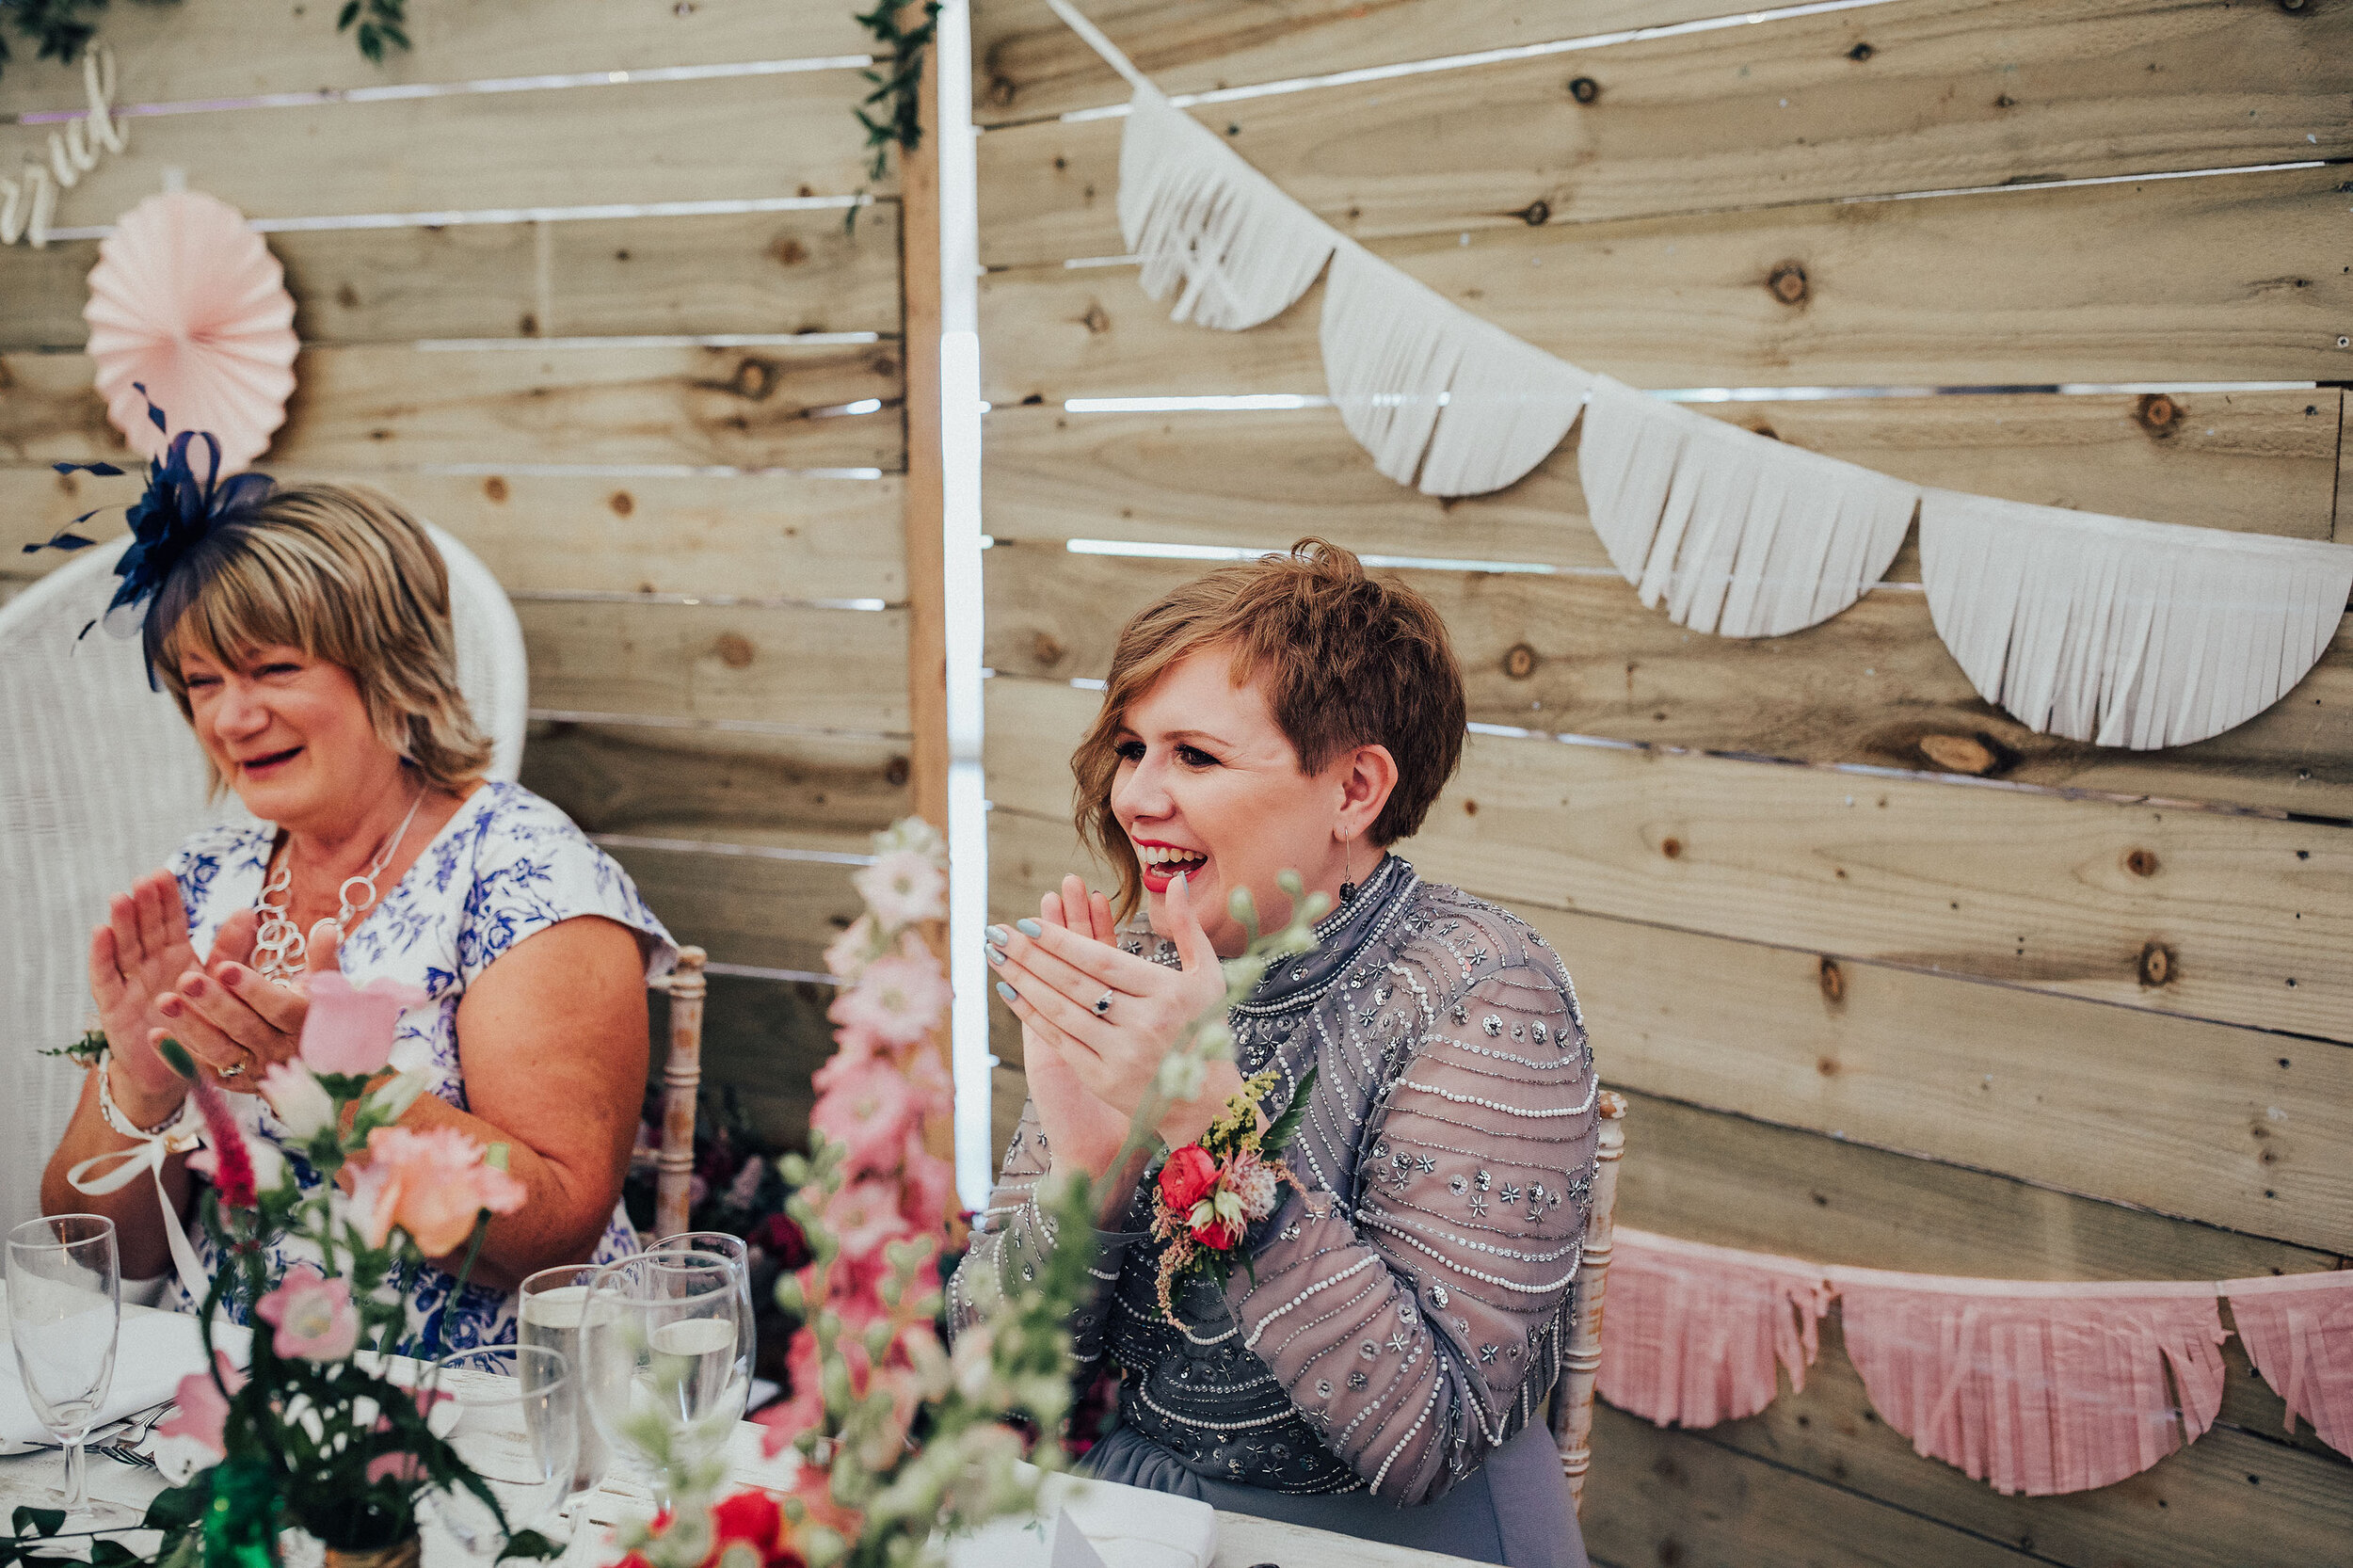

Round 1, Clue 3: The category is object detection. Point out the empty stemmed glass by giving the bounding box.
[6,1215,120,1518]
[580,1251,749,1508]
[427,1346,579,1559]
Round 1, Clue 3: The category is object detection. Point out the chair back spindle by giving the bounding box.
[1553,1088,1627,1516]
[652,947,709,1241]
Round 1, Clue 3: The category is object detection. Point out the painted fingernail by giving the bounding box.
[995,981,1019,1005]
[159,997,182,1016]
[184,976,206,997]
[984,925,1011,944]
[985,944,1006,966]
[1174,871,1188,894]
[1016,920,1043,938]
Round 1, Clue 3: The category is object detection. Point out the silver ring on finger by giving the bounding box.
[1093,989,1115,1016]
[219,1062,247,1080]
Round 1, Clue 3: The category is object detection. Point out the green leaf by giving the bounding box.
[1260,1064,1320,1156]
[8,1510,60,1539]
[337,1,360,27]
[496,1530,563,1563]
[89,1542,140,1567]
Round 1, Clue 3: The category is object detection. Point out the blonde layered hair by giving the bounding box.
[154,483,492,793]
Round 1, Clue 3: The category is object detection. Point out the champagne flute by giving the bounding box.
[428,1346,578,1559]
[6,1215,120,1518]
[580,1252,748,1508]
[647,1232,757,1361]
[519,1266,611,1495]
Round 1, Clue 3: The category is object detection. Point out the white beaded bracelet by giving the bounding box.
[94,1049,200,1148]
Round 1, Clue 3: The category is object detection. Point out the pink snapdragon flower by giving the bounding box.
[156,1352,248,1456]
[300,972,428,1076]
[350,1126,527,1256]
[852,849,947,928]
[809,1056,921,1175]
[827,950,952,1048]
[255,1265,359,1362]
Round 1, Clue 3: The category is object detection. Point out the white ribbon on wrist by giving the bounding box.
[68,1062,213,1306]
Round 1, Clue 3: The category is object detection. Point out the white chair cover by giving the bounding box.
[0,522,525,1231]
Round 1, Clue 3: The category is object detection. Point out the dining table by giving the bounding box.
[0,1295,1485,1568]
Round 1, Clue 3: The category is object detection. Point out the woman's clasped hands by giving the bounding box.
[986,872,1241,1184]
[90,870,330,1115]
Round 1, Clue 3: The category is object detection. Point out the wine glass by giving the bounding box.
[580,1252,749,1508]
[427,1346,578,1559]
[519,1266,610,1495]
[6,1215,120,1518]
[647,1232,757,1355]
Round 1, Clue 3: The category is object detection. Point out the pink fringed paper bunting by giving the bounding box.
[1597,1228,1833,1428]
[1833,1272,2227,1496]
[2220,1272,2353,1460]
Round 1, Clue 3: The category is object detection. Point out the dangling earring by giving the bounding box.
[1338,834,1358,905]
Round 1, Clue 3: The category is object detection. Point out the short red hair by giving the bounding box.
[1073,538,1466,919]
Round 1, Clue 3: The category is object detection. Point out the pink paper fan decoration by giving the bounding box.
[83,191,298,472]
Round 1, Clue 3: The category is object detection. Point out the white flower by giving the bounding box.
[259,1062,335,1139]
[1231,1159,1279,1221]
[1157,1051,1206,1100]
[246,1138,288,1196]
[854,849,948,928]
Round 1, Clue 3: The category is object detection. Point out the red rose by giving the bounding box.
[707,1491,805,1568]
[1158,1145,1220,1213]
[1189,1209,1241,1251]
[751,1212,811,1272]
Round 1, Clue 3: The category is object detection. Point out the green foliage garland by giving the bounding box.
[0,0,412,81]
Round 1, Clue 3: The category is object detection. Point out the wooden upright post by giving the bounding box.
[653,946,710,1242]
[898,6,957,1164]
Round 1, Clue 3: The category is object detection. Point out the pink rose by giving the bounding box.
[300,972,428,1076]
[350,1126,527,1256]
[155,1352,248,1456]
[255,1266,359,1362]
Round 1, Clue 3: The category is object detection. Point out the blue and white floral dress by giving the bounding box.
[165,779,676,1353]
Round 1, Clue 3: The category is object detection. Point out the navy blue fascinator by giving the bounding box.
[23,386,276,687]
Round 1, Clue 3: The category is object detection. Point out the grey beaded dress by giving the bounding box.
[948,856,1598,1568]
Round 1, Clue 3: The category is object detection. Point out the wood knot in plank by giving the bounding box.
[1080,302,1112,335]
[1567,76,1601,104]
[1030,632,1065,668]
[729,358,782,400]
[768,236,809,267]
[2124,847,2159,877]
[2137,940,2175,988]
[1768,263,1809,306]
[481,476,509,504]
[1817,955,1845,1003]
[2135,392,2180,436]
[1847,41,1875,61]
[609,490,634,518]
[1916,732,2006,775]
[1517,199,1551,226]
[1502,642,1539,680]
[714,632,755,669]
[1659,836,1683,859]
[885,756,911,787]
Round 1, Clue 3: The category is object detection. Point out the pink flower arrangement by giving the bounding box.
[255,1266,359,1362]
[299,972,428,1076]
[156,1352,248,1457]
[756,819,957,1459]
[349,1125,527,1256]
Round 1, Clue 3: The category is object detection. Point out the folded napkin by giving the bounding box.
[0,1292,250,1449]
[946,1469,1218,1568]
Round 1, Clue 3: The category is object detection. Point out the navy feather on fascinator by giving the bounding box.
[22,385,275,686]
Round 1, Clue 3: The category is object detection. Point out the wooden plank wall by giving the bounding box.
[970,2,2353,1564]
[0,0,910,1148]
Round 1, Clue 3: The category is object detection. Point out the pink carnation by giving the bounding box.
[255,1266,359,1362]
[826,952,952,1048]
[350,1126,527,1256]
[300,972,428,1076]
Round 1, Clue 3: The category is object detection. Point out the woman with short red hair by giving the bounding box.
[950,541,1595,1568]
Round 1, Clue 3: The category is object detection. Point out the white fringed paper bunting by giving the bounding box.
[1577,376,1920,637]
[1918,490,2353,749]
[1118,84,1338,331]
[1320,239,1595,497]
